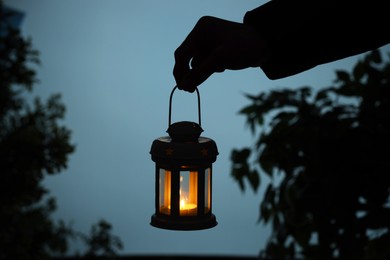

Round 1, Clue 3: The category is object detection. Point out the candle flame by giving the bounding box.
[180,188,188,209]
[179,189,196,210]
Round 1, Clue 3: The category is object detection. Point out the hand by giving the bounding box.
[173,16,269,92]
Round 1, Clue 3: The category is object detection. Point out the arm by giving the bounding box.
[173,16,269,92]
[173,0,390,91]
[244,0,390,79]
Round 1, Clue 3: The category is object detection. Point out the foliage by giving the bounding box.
[231,49,390,259]
[1,5,74,259]
[0,4,122,259]
[80,220,124,259]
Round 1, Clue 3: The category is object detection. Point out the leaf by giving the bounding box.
[365,48,381,64]
[239,104,256,115]
[260,186,275,223]
[230,148,251,163]
[353,61,366,81]
[231,167,246,192]
[259,149,275,176]
[335,70,350,83]
[248,169,260,192]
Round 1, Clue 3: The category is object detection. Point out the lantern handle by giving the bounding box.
[168,86,201,127]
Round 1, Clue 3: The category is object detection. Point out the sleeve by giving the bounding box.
[244,0,390,80]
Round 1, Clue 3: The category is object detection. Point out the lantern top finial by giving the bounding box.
[167,121,203,142]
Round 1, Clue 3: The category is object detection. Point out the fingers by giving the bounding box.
[178,58,217,92]
[173,49,191,91]
[173,16,220,92]
[173,16,263,92]
[173,37,195,89]
[175,49,229,92]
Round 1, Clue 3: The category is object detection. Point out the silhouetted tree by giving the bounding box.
[1,5,74,260]
[231,49,390,259]
[1,3,122,259]
[80,220,123,259]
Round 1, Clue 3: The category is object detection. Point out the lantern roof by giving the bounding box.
[150,127,218,166]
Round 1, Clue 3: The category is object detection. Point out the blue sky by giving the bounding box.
[5,0,390,257]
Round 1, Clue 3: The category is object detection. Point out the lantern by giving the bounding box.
[150,86,218,230]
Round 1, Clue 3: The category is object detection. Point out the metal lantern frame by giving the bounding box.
[150,86,218,230]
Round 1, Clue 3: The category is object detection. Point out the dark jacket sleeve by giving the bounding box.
[244,0,390,79]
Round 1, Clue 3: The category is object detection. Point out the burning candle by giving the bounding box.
[179,188,197,216]
[180,200,197,215]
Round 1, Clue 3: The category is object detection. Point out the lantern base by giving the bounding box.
[150,214,217,231]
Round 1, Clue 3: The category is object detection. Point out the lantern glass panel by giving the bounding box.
[204,167,211,214]
[179,170,198,216]
[159,169,171,215]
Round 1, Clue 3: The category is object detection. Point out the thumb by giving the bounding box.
[178,55,223,92]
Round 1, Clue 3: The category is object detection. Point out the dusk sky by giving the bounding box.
[5,0,390,257]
